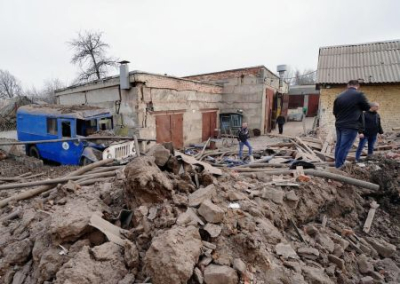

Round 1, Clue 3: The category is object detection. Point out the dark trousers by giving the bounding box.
[278,124,283,134]
[355,134,377,161]
[335,127,358,168]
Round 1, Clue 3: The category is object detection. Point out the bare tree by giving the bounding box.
[0,70,23,99]
[294,69,317,85]
[69,30,117,82]
[24,78,65,104]
[43,78,64,96]
[283,67,295,85]
[24,85,42,97]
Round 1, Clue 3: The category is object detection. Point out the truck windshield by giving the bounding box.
[77,119,98,136]
[99,117,113,131]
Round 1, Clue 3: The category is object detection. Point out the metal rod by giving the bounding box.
[0,136,156,146]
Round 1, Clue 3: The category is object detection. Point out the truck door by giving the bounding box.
[57,119,83,165]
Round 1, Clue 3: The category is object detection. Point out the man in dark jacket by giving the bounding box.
[276,115,286,134]
[355,102,383,162]
[333,80,370,168]
[238,122,252,159]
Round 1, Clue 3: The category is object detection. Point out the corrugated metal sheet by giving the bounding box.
[317,40,400,84]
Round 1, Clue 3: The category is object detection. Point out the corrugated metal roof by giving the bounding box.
[317,40,400,84]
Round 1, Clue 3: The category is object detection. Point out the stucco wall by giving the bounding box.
[319,84,400,136]
[185,67,289,134]
[220,83,265,131]
[137,85,222,144]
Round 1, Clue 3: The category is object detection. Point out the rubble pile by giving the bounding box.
[0,96,33,131]
[1,143,400,284]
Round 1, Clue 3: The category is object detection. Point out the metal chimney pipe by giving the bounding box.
[119,60,130,90]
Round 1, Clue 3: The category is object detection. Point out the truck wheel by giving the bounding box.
[80,157,92,166]
[28,146,41,159]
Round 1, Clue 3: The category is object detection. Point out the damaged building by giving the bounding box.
[185,66,289,134]
[317,39,400,135]
[56,66,223,148]
[55,64,289,147]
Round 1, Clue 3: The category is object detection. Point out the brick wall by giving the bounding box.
[319,84,400,136]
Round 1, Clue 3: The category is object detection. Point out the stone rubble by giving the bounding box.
[0,144,400,284]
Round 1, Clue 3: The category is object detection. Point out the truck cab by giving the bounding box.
[17,105,137,165]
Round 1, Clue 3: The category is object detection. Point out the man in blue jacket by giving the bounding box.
[355,102,384,162]
[238,122,252,159]
[333,80,370,168]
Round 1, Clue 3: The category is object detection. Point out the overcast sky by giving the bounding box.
[1,0,399,89]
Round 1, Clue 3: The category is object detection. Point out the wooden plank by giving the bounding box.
[268,158,289,164]
[306,142,323,150]
[175,151,222,176]
[89,214,128,246]
[363,201,379,233]
[314,150,335,161]
[296,137,321,160]
[321,129,334,154]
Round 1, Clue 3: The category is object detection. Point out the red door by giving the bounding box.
[288,95,305,109]
[171,113,183,147]
[202,112,217,141]
[307,94,320,117]
[281,94,289,117]
[156,113,184,148]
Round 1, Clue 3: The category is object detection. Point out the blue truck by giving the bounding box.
[17,105,137,165]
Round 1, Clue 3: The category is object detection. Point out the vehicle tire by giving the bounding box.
[80,157,93,166]
[28,146,40,159]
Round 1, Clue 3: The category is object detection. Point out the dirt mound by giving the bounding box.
[124,156,174,206]
[1,144,400,284]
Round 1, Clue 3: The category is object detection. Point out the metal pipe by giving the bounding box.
[0,136,156,146]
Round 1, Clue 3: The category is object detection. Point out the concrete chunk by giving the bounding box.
[204,264,238,284]
[275,243,298,259]
[366,237,396,258]
[189,185,216,207]
[204,223,222,238]
[233,258,246,275]
[198,200,224,223]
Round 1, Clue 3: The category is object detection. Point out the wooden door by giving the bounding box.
[171,113,183,148]
[264,89,274,133]
[202,112,217,141]
[281,94,289,117]
[307,94,320,117]
[288,95,305,109]
[155,113,184,148]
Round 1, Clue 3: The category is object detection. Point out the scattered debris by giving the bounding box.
[0,138,400,284]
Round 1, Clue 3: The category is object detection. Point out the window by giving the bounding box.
[77,119,97,136]
[61,121,71,137]
[231,114,241,127]
[99,117,113,131]
[47,118,58,135]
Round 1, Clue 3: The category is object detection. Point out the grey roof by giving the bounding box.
[288,85,319,95]
[184,65,280,79]
[55,70,219,95]
[317,40,400,84]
